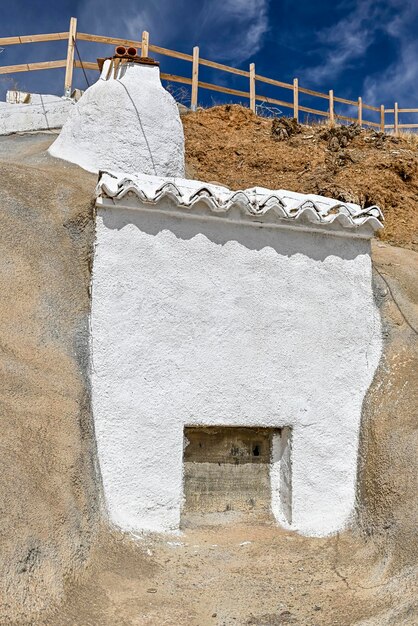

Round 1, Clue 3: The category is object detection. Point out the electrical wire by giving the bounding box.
[73,37,90,89]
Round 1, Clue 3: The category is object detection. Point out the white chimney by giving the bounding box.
[49,58,185,177]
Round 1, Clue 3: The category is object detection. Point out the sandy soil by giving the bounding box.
[44,514,416,626]
[0,128,417,626]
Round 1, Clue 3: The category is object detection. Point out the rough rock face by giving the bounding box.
[0,134,100,625]
[48,61,185,176]
[358,243,418,578]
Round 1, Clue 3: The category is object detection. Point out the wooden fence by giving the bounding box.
[1,16,418,134]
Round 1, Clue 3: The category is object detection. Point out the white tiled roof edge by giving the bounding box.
[96,171,384,236]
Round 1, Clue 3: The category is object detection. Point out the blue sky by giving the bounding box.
[1,0,418,124]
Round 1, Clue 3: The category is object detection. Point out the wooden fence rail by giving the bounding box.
[1,17,418,133]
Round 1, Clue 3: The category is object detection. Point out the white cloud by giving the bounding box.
[298,0,418,108]
[363,39,418,106]
[305,1,383,84]
[78,0,269,65]
[362,3,418,105]
[196,0,270,65]
[198,0,269,63]
[78,0,169,43]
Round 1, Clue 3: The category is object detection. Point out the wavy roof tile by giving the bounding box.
[96,171,384,238]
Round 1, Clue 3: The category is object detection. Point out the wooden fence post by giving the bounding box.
[293,78,299,121]
[141,30,149,57]
[380,105,385,132]
[394,102,399,137]
[191,46,199,111]
[249,63,256,113]
[329,89,335,126]
[64,17,77,97]
[358,97,362,127]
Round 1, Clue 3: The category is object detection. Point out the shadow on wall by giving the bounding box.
[100,202,370,263]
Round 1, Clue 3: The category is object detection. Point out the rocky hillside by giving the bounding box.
[183,105,418,250]
[0,117,416,625]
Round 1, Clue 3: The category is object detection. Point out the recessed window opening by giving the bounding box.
[182,426,281,525]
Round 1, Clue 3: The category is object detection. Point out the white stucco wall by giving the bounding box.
[0,95,74,136]
[48,61,184,176]
[91,189,382,537]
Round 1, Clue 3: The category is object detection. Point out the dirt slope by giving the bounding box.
[183,105,418,250]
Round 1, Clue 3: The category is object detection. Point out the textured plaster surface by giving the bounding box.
[0,95,74,135]
[91,196,382,537]
[49,62,184,176]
